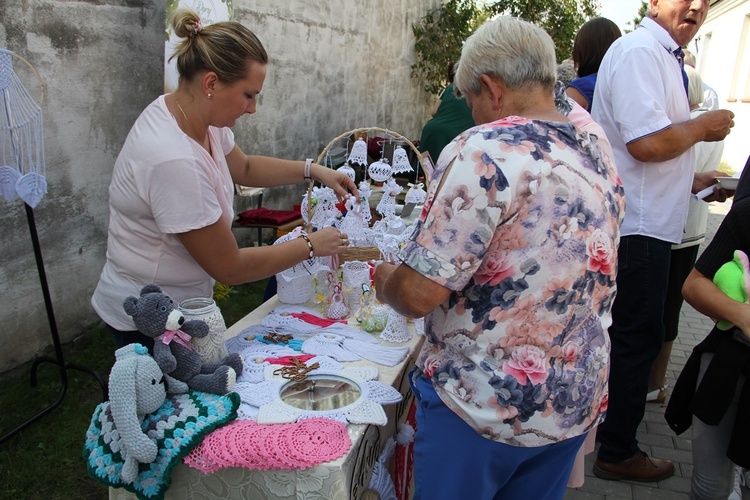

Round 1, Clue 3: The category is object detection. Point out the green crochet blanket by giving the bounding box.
[83,390,240,500]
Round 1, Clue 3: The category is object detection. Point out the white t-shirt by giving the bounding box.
[92,95,236,330]
[592,17,694,244]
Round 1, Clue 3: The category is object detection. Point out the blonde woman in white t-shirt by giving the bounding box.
[91,8,357,349]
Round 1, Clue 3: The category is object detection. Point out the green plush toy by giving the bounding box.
[712,249,750,330]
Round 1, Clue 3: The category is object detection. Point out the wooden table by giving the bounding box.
[110,296,422,500]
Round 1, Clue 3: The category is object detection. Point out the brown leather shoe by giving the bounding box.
[593,452,675,482]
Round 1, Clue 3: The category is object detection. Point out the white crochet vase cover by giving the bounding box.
[390,146,413,174]
[380,308,412,344]
[368,158,393,183]
[342,260,372,315]
[179,298,229,364]
[234,364,402,425]
[324,283,349,320]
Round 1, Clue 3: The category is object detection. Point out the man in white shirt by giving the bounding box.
[591,0,734,482]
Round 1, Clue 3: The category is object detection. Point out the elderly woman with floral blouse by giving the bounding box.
[375,16,625,500]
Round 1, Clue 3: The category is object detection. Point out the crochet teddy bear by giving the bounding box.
[712,249,750,330]
[123,284,243,395]
[109,343,167,483]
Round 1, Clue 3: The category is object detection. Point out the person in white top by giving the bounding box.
[684,49,720,111]
[591,0,734,483]
[647,64,725,403]
[91,8,358,349]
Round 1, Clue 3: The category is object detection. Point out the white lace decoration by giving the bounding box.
[342,260,373,315]
[301,186,340,229]
[404,182,426,204]
[368,158,393,183]
[234,364,402,425]
[179,298,229,364]
[376,178,402,218]
[300,332,409,367]
[347,137,369,166]
[336,163,356,181]
[390,146,413,174]
[368,438,398,500]
[338,195,370,246]
[357,180,373,222]
[274,227,332,281]
[380,308,412,344]
[0,49,47,207]
[301,334,361,362]
[324,282,349,320]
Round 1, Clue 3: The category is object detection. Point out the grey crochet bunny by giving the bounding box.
[123,284,243,395]
[109,343,166,483]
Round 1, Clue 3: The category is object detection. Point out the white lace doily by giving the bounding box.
[234,365,402,426]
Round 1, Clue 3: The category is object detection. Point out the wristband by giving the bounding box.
[298,233,314,258]
[304,158,313,183]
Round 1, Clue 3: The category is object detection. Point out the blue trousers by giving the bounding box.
[409,370,586,500]
[597,235,672,462]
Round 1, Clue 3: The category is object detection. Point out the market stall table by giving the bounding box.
[109,295,423,500]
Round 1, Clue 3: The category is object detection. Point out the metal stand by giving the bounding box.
[0,203,107,445]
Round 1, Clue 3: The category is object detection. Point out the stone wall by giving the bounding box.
[0,0,437,372]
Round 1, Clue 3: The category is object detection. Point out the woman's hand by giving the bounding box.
[311,163,359,201]
[308,226,350,257]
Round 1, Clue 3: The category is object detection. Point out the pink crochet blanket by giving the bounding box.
[183,418,350,473]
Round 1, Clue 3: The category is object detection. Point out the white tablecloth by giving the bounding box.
[110,296,422,500]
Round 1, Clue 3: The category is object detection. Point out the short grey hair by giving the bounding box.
[685,65,704,107]
[454,16,557,97]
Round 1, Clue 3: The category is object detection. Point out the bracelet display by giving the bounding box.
[303,158,313,183]
[298,233,314,258]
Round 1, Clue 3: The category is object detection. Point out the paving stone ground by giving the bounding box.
[565,200,745,500]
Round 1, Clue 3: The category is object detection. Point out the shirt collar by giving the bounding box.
[639,17,681,53]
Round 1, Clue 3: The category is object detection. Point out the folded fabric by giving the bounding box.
[236,207,301,226]
[83,391,240,500]
[183,418,350,473]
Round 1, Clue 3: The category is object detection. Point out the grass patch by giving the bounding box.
[0,279,268,499]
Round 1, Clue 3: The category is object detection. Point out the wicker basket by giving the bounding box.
[308,127,427,262]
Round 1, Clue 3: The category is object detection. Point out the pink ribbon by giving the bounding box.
[158,329,195,351]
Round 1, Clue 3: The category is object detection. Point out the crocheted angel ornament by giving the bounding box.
[376,178,403,218]
[358,180,373,223]
[124,284,243,395]
[712,249,750,330]
[108,344,167,483]
[339,194,369,246]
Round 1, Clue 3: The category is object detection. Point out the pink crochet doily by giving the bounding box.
[184,418,351,473]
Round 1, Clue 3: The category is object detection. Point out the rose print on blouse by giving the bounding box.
[504,344,548,386]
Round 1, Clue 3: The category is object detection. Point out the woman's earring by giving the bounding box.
[207,93,213,99]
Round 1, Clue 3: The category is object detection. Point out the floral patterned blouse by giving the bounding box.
[400,116,625,446]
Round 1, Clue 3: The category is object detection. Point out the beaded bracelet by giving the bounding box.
[298,233,314,258]
[303,158,313,183]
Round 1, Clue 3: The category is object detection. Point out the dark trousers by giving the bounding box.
[663,245,700,342]
[597,235,672,462]
[106,324,154,353]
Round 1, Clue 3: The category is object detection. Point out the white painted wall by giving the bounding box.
[0,0,438,372]
[695,0,750,171]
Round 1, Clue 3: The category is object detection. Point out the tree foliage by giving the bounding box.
[411,0,488,95]
[412,0,600,95]
[625,1,650,33]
